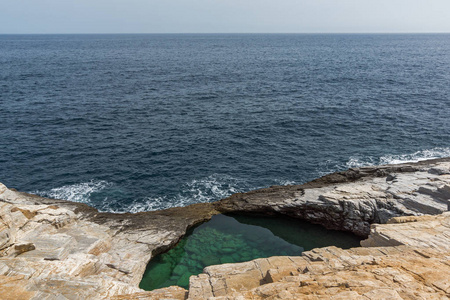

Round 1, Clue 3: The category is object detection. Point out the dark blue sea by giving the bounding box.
[1,34,449,212]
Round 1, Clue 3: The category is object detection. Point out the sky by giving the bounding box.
[1,0,450,34]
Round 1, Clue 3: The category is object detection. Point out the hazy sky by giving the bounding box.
[1,0,450,34]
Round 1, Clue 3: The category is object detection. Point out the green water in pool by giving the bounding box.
[139,214,362,290]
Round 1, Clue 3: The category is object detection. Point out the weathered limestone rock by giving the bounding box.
[361,212,450,249]
[0,158,449,299]
[0,182,215,299]
[216,159,450,236]
[110,286,188,300]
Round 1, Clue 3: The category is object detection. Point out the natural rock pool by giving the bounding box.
[139,214,362,290]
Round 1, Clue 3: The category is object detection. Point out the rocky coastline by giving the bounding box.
[0,158,449,299]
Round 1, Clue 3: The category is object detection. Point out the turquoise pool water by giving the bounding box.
[139,214,361,290]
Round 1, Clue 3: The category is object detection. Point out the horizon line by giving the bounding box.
[1,32,450,35]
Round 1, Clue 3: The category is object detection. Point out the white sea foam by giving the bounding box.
[123,175,302,213]
[345,156,378,169]
[34,180,112,206]
[127,174,245,212]
[274,179,298,186]
[316,147,450,178]
[32,175,246,213]
[34,148,449,213]
[379,147,450,165]
[345,147,450,169]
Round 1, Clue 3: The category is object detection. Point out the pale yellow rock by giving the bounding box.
[362,289,403,300]
[361,212,450,250]
[110,286,187,300]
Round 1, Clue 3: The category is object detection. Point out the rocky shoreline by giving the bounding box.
[0,158,449,299]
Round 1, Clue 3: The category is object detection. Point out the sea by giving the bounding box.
[1,34,449,213]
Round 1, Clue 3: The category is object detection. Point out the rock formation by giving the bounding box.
[0,158,449,299]
[215,158,450,236]
[187,213,450,299]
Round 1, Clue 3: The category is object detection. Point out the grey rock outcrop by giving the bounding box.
[216,158,450,236]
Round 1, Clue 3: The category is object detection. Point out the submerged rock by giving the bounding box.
[220,255,234,264]
[173,264,189,276]
[200,254,221,266]
[142,263,172,289]
[176,273,191,288]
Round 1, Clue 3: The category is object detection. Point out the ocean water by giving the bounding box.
[139,214,361,290]
[1,34,449,212]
